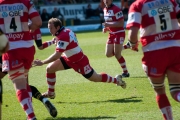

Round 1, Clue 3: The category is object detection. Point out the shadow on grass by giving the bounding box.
[45,116,116,120]
[126,76,147,78]
[57,96,142,104]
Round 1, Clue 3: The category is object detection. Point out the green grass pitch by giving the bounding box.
[2,30,180,120]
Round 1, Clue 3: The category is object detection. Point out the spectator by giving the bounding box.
[62,0,75,4]
[85,3,95,19]
[51,7,64,20]
[57,0,63,4]
[41,8,51,22]
[94,3,104,18]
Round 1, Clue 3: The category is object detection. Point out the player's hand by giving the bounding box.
[53,37,58,45]
[32,59,43,66]
[102,28,108,33]
[126,41,139,52]
[102,22,108,28]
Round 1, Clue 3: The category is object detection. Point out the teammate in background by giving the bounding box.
[0,0,41,119]
[32,18,126,99]
[126,0,180,119]
[102,0,130,78]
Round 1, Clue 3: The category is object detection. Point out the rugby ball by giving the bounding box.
[0,32,9,55]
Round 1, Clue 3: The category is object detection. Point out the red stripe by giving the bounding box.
[46,73,56,78]
[47,81,56,86]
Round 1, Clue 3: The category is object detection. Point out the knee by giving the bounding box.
[46,65,55,73]
[105,53,113,58]
[170,84,180,102]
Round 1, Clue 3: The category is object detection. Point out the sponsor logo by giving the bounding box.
[58,41,64,47]
[2,12,8,18]
[9,10,23,17]
[36,34,41,40]
[11,60,23,68]
[115,11,123,19]
[0,10,23,18]
[6,33,24,40]
[0,5,23,12]
[147,0,169,9]
[150,67,157,74]
[155,32,175,41]
[148,5,173,17]
[104,16,112,22]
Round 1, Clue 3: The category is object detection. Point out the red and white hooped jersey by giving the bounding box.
[103,4,125,33]
[55,28,84,63]
[0,0,40,51]
[126,0,180,52]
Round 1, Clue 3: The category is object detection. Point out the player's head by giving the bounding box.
[103,0,113,7]
[48,18,63,36]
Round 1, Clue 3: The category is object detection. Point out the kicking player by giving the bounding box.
[33,18,126,99]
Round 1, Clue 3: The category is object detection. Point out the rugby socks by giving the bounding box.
[118,56,128,73]
[42,40,55,49]
[26,84,32,100]
[30,85,44,102]
[101,73,117,84]
[156,94,173,120]
[46,73,56,94]
[16,89,36,120]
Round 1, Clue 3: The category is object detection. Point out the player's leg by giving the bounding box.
[114,43,129,77]
[26,73,57,117]
[86,69,126,88]
[42,57,67,99]
[148,75,173,120]
[30,85,57,118]
[77,55,126,88]
[9,68,36,120]
[143,50,173,120]
[167,69,180,102]
[114,33,129,77]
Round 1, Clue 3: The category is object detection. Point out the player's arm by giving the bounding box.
[42,51,62,64]
[29,16,42,32]
[103,19,124,28]
[33,51,62,66]
[35,39,55,50]
[127,26,139,51]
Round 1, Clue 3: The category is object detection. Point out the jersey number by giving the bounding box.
[10,18,17,32]
[159,15,167,31]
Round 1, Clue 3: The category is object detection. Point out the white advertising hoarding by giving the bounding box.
[40,2,121,20]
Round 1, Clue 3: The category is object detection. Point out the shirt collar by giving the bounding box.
[55,26,65,36]
[106,4,114,9]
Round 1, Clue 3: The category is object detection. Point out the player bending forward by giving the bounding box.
[33,18,126,99]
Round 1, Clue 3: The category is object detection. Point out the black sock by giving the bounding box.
[30,85,44,102]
